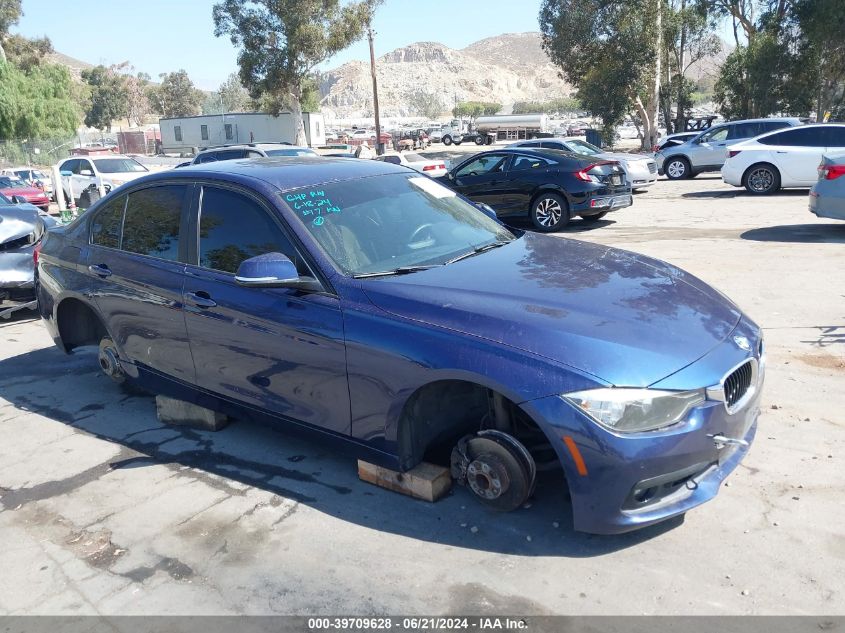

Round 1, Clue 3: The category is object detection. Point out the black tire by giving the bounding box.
[580,211,608,222]
[442,135,453,146]
[474,135,484,145]
[743,163,781,195]
[664,156,691,180]
[530,192,569,232]
[485,136,494,145]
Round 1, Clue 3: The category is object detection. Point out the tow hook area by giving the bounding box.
[450,430,536,512]
[708,433,749,449]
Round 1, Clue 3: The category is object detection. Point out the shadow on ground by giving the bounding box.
[0,344,682,558]
[740,223,845,243]
[682,188,809,200]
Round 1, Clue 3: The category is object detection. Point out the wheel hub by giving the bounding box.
[536,198,562,227]
[98,345,122,379]
[467,456,509,500]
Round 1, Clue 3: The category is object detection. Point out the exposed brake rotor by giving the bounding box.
[451,431,536,512]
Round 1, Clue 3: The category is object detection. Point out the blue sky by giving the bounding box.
[12,0,545,91]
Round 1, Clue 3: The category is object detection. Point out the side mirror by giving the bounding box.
[80,169,94,177]
[234,253,322,291]
[60,170,72,177]
[11,195,27,204]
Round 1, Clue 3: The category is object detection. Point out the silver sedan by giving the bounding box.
[510,137,658,190]
[810,155,845,220]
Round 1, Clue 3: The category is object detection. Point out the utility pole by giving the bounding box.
[367,24,383,155]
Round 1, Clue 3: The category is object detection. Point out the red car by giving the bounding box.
[0,175,50,212]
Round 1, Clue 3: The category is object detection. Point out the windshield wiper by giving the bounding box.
[445,240,509,265]
[352,264,442,279]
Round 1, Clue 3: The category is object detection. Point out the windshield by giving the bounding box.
[565,139,602,155]
[282,173,515,276]
[0,176,27,188]
[265,148,318,157]
[92,158,148,173]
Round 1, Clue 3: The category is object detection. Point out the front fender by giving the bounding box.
[341,286,605,459]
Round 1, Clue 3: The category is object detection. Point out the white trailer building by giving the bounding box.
[159,112,326,153]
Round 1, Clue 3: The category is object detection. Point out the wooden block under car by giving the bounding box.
[357,459,452,502]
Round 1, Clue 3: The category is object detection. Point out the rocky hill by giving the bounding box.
[318,32,574,119]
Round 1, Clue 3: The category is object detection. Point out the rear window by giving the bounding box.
[93,158,148,174]
[264,148,318,157]
[121,185,187,261]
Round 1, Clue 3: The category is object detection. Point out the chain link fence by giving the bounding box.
[0,137,79,169]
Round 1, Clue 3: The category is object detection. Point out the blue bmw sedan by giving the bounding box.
[35,157,763,534]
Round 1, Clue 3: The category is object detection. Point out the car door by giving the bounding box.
[181,184,350,434]
[692,125,731,169]
[73,158,97,196]
[58,159,79,200]
[764,127,828,185]
[501,153,554,214]
[449,153,512,210]
[85,184,195,382]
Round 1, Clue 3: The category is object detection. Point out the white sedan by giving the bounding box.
[373,153,448,178]
[722,124,845,194]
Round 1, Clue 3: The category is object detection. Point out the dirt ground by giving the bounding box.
[1,171,843,615]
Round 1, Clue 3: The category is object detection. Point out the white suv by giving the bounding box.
[57,155,149,206]
[656,118,803,180]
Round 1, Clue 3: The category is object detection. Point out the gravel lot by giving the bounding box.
[1,172,843,615]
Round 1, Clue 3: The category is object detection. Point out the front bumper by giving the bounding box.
[521,321,763,534]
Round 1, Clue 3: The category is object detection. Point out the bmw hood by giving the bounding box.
[361,232,742,387]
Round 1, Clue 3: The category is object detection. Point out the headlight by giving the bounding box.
[562,388,704,433]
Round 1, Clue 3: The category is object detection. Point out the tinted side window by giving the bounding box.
[760,127,826,147]
[761,121,791,133]
[824,126,845,147]
[198,187,298,274]
[730,122,761,139]
[195,152,217,164]
[540,141,566,150]
[60,159,79,174]
[383,156,401,165]
[456,154,509,177]
[90,195,126,249]
[122,185,186,261]
[510,155,551,171]
[214,149,247,161]
[77,160,93,174]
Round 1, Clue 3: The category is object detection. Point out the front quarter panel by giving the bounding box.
[339,283,605,462]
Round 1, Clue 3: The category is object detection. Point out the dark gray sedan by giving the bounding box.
[810,155,845,220]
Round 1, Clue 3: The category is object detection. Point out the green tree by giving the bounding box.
[4,33,52,71]
[81,65,128,131]
[0,61,80,138]
[0,0,21,63]
[218,72,250,112]
[149,69,203,118]
[408,89,445,119]
[540,0,664,148]
[452,101,501,123]
[212,0,376,145]
[793,0,845,119]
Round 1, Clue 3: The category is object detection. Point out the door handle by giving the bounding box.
[776,150,788,154]
[185,291,217,308]
[87,264,112,278]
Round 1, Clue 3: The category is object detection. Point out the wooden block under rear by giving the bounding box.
[357,460,452,503]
